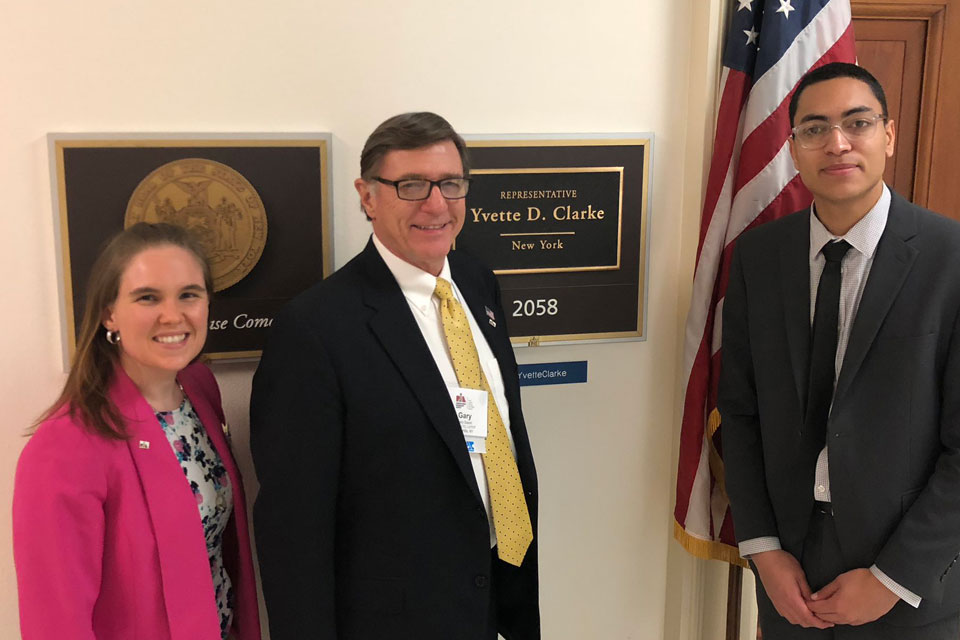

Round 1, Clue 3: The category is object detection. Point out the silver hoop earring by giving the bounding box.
[105,329,120,345]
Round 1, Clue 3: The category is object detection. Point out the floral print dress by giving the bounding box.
[155,397,234,640]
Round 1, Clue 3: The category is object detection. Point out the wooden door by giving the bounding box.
[852,0,960,219]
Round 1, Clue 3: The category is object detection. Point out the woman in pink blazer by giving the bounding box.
[13,223,261,640]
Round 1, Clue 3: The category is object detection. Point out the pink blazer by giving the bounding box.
[13,362,261,640]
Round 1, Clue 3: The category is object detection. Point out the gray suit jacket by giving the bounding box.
[720,190,960,626]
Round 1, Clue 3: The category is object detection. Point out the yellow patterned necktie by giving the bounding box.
[434,277,533,566]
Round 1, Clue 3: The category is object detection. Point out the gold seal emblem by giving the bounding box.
[125,158,267,292]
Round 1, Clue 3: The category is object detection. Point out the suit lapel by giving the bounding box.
[111,368,218,640]
[177,364,260,638]
[780,212,813,416]
[834,195,919,403]
[178,366,246,516]
[359,242,483,505]
[470,298,515,405]
[451,259,506,371]
[451,261,516,403]
[450,254,538,494]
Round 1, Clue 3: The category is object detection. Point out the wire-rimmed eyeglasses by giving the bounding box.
[791,112,888,150]
[373,177,472,201]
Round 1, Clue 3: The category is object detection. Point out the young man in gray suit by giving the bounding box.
[250,112,539,640]
[721,63,960,637]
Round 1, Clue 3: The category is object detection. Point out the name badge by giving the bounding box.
[448,386,488,454]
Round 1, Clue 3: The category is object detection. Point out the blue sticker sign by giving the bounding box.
[517,361,588,387]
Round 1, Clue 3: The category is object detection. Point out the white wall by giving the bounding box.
[0,0,739,637]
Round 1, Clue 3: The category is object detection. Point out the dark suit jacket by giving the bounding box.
[720,191,960,626]
[250,240,539,640]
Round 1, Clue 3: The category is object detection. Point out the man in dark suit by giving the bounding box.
[720,62,960,638]
[250,112,539,640]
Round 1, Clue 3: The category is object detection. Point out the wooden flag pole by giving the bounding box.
[725,564,743,640]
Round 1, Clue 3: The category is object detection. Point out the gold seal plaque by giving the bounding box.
[125,158,268,291]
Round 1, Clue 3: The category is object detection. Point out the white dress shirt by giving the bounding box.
[738,186,920,607]
[373,234,516,547]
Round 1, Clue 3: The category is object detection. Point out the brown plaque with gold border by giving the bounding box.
[48,133,332,365]
[460,136,651,345]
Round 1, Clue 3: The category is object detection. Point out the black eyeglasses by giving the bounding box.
[373,177,471,201]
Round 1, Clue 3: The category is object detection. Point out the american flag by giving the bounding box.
[674,0,856,564]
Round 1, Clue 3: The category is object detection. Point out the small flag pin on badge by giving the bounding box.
[139,440,150,449]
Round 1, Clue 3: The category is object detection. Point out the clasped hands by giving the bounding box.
[752,549,899,628]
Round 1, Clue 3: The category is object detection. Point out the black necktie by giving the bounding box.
[806,240,852,450]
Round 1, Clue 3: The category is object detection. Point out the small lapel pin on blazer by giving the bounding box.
[139,440,150,450]
[222,422,231,438]
[485,306,497,327]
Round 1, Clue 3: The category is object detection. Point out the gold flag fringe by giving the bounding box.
[673,407,748,568]
[673,520,748,568]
